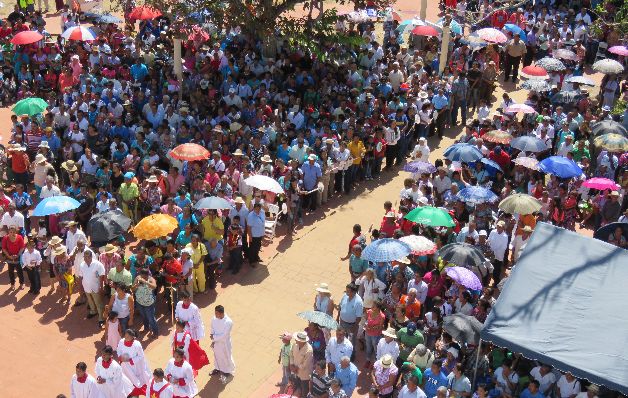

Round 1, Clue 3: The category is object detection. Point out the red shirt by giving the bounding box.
[491,10,508,29]
[489,150,511,170]
[10,151,29,173]
[2,234,25,256]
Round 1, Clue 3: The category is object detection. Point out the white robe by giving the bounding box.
[71,374,103,398]
[147,378,174,398]
[94,357,134,398]
[211,315,236,374]
[175,302,205,341]
[165,359,198,398]
[116,339,151,388]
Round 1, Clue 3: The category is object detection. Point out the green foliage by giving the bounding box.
[591,0,628,37]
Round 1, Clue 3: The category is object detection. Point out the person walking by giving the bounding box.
[2,226,25,289]
[503,35,526,82]
[78,250,106,328]
[246,202,265,265]
[210,305,236,382]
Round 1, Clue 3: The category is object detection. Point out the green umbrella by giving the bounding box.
[12,97,48,116]
[404,206,455,227]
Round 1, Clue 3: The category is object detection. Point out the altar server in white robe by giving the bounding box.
[174,292,205,341]
[71,362,103,398]
[147,368,174,398]
[94,346,134,398]
[210,304,236,376]
[165,349,198,398]
[116,329,151,394]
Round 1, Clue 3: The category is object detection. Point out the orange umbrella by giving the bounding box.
[128,5,162,20]
[170,143,211,161]
[483,130,513,145]
[132,214,178,240]
[11,31,44,45]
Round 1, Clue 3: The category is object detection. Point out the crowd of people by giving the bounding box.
[0,0,625,396]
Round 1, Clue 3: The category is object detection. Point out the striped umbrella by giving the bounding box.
[362,238,413,262]
[62,26,97,41]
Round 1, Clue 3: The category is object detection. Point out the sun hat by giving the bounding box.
[294,331,309,343]
[396,257,411,264]
[48,236,63,246]
[124,172,134,179]
[99,243,118,254]
[382,327,397,338]
[316,283,331,293]
[478,230,488,236]
[232,148,244,156]
[234,197,245,204]
[610,191,620,197]
[307,154,317,161]
[261,155,273,163]
[52,245,67,256]
[61,160,78,172]
[146,175,159,183]
[381,354,393,368]
[34,154,47,164]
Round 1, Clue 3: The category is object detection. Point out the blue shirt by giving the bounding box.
[338,293,363,323]
[130,63,149,81]
[246,210,266,238]
[42,135,61,153]
[520,390,545,398]
[423,369,449,398]
[300,161,322,191]
[335,362,359,397]
[432,94,449,110]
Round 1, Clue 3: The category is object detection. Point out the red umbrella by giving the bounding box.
[411,25,440,37]
[128,5,162,20]
[391,11,402,22]
[521,65,548,79]
[10,31,44,45]
[170,143,211,161]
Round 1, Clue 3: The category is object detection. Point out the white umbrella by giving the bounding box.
[592,59,624,74]
[565,76,596,86]
[244,175,284,194]
[61,26,97,41]
[194,196,233,210]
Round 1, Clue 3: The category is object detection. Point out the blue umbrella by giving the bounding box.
[404,161,437,174]
[194,196,233,210]
[504,24,527,41]
[510,136,548,153]
[362,238,412,262]
[95,14,123,23]
[444,144,483,163]
[539,156,583,178]
[33,196,81,216]
[457,186,499,204]
[437,18,463,35]
[479,158,503,175]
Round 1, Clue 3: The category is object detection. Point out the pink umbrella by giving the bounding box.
[608,46,628,56]
[476,28,508,43]
[504,103,536,114]
[582,177,620,191]
[411,25,440,37]
[521,65,548,79]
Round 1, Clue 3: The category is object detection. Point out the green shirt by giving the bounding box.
[397,328,424,360]
[280,342,292,366]
[572,146,590,162]
[107,267,133,287]
[119,182,139,202]
[402,362,423,385]
[349,254,369,274]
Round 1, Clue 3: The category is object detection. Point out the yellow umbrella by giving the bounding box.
[594,133,628,152]
[132,214,178,240]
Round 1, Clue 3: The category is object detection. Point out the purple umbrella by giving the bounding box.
[404,161,437,174]
[445,266,483,290]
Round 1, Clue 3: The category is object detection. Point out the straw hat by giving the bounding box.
[315,283,331,293]
[382,327,397,338]
[61,160,78,172]
[146,175,159,183]
[99,243,117,254]
[261,155,273,163]
[34,154,47,164]
[52,245,67,256]
[230,122,242,132]
[294,331,309,343]
[234,197,245,204]
[381,354,393,368]
[232,148,244,156]
[396,257,411,264]
[48,236,63,246]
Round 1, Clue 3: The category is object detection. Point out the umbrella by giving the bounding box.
[582,177,620,191]
[504,103,536,114]
[132,214,178,240]
[456,186,498,204]
[439,243,487,269]
[194,196,233,210]
[399,235,438,256]
[12,97,48,116]
[521,65,548,79]
[592,59,624,74]
[521,79,552,92]
[483,130,513,144]
[443,143,483,163]
[297,310,338,329]
[10,31,44,45]
[594,133,628,152]
[405,206,456,227]
[510,136,548,153]
[593,222,628,242]
[128,5,162,19]
[362,238,413,262]
[553,49,578,61]
[565,76,595,86]
[244,175,284,194]
[551,90,581,104]
[476,28,508,43]
[436,18,463,35]
[404,161,436,174]
[460,33,487,48]
[503,24,526,40]
[498,193,541,215]
[608,46,628,56]
[61,26,97,41]
[33,196,81,216]
[591,120,627,137]
[170,143,211,161]
[443,314,483,344]
[445,266,483,290]
[95,13,123,23]
[87,210,132,244]
[539,156,583,178]
[479,157,503,175]
[513,156,540,170]
[411,25,440,37]
[536,57,566,72]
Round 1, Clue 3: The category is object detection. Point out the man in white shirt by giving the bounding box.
[530,364,558,396]
[488,221,509,283]
[21,240,42,294]
[78,250,106,327]
[556,372,581,398]
[557,135,574,158]
[222,88,243,108]
[433,167,452,204]
[398,375,427,398]
[325,329,353,375]
[376,328,400,363]
[407,272,428,304]
[40,176,62,199]
[65,221,87,254]
[0,204,25,231]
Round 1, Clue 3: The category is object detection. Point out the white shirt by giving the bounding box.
[557,375,581,398]
[433,175,452,194]
[21,248,42,269]
[411,144,430,162]
[488,230,509,261]
[40,185,62,199]
[398,385,428,398]
[376,338,400,362]
[0,211,25,229]
[494,367,519,395]
[325,337,353,368]
[407,279,428,303]
[78,258,106,293]
[66,228,87,254]
[530,366,558,394]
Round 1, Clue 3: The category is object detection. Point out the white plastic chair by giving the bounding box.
[595,42,608,62]
[264,203,281,242]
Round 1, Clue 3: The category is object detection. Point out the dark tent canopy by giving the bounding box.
[482,222,628,394]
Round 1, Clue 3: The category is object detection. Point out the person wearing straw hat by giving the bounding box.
[290,331,314,396]
[30,153,55,197]
[372,353,398,397]
[52,244,74,303]
[377,327,400,363]
[7,143,30,188]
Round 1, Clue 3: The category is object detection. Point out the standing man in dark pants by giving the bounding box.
[503,35,527,82]
[432,87,449,139]
[21,239,42,294]
[384,118,399,170]
[246,202,265,266]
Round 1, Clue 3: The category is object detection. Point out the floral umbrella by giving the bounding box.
[476,28,508,43]
[592,59,624,74]
[536,57,566,72]
[483,130,513,144]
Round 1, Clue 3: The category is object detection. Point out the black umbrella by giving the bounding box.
[443,314,483,344]
[439,242,487,268]
[550,90,582,105]
[87,210,131,245]
[510,136,548,153]
[593,222,628,244]
[591,120,628,137]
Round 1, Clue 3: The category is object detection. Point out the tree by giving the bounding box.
[137,0,393,58]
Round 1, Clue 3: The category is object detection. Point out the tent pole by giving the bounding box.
[472,339,482,387]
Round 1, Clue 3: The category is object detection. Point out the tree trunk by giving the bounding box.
[262,36,277,59]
